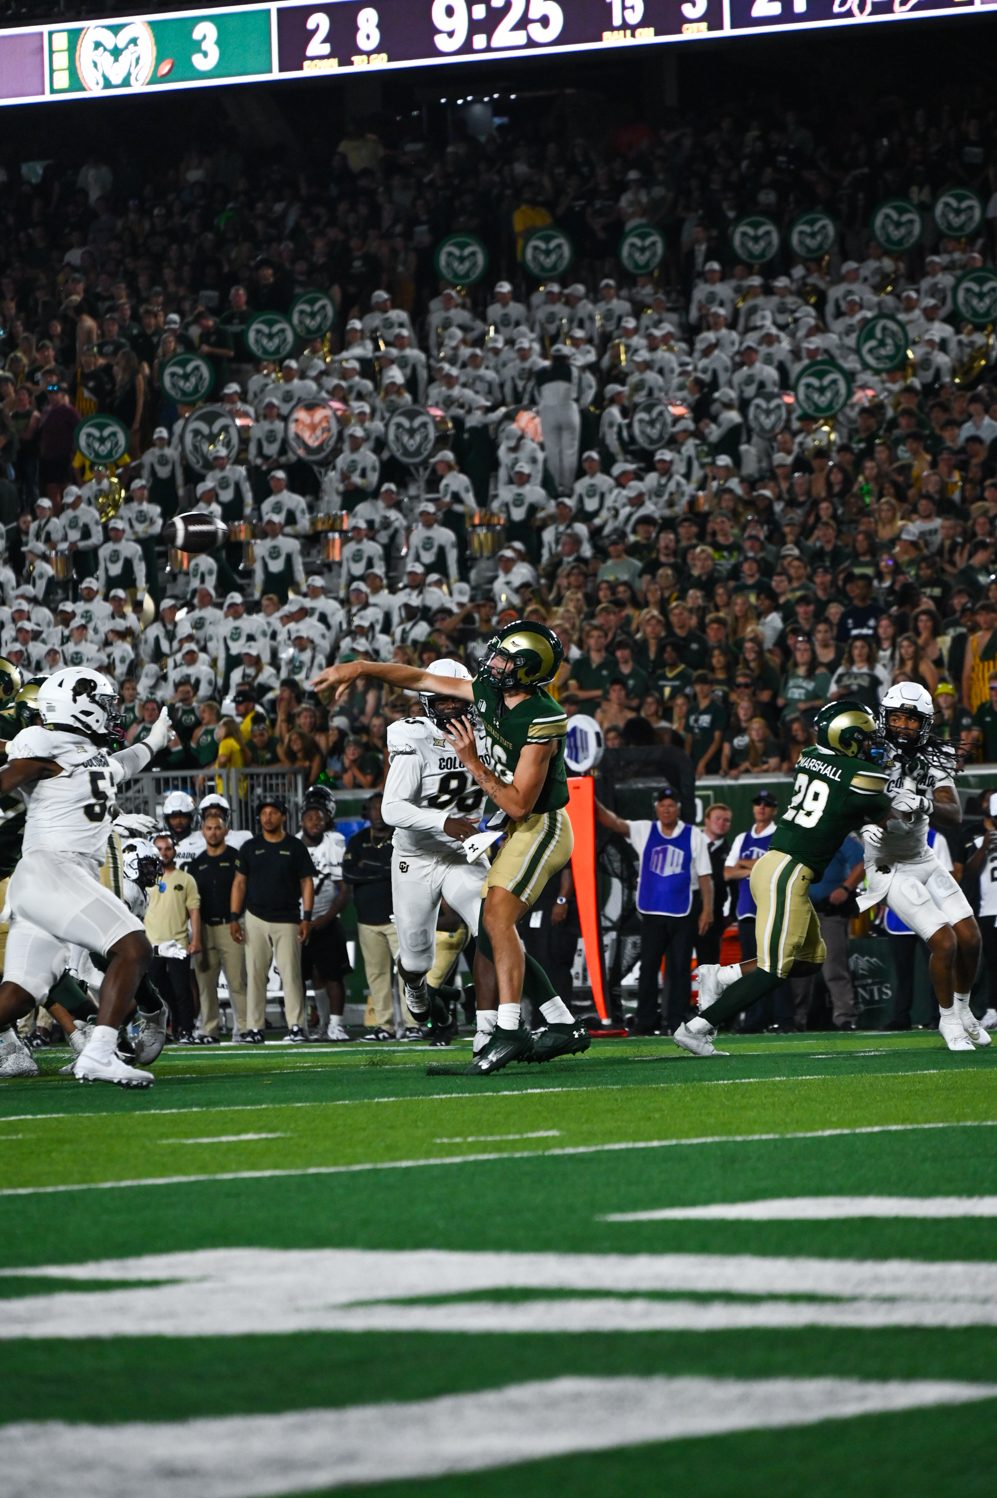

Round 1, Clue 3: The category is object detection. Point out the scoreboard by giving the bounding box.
[0,0,991,106]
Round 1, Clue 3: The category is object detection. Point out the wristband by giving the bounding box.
[555,897,568,905]
[302,912,313,921]
[229,912,242,923]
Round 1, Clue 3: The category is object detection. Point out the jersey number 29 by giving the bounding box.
[782,772,829,829]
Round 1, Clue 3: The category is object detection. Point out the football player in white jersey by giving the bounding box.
[297,785,351,1041]
[0,667,171,1086]
[174,793,253,865]
[381,659,488,1040]
[859,682,987,1052]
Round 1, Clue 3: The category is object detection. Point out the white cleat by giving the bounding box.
[673,1019,728,1058]
[956,1002,991,1047]
[326,1019,351,1043]
[982,1008,997,1031]
[694,963,721,1011]
[939,1012,976,1053]
[133,1003,169,1064]
[74,1049,153,1088]
[0,1029,39,1078]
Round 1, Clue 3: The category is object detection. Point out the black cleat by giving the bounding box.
[427,985,461,1047]
[463,1023,534,1075]
[528,1020,591,1064]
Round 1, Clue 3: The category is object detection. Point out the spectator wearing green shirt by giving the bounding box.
[972,672,997,762]
[611,636,648,707]
[687,671,726,776]
[567,623,620,703]
[666,600,709,671]
[777,636,831,725]
[597,531,644,588]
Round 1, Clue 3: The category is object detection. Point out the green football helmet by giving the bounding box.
[12,676,45,729]
[480,621,563,691]
[814,699,877,759]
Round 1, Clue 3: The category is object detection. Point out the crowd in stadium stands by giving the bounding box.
[4,99,997,1038]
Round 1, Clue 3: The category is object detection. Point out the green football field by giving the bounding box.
[1,1031,996,1497]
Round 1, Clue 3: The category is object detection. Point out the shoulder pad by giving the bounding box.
[850,769,889,793]
[6,725,73,760]
[387,717,431,752]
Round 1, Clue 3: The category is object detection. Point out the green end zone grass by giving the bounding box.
[1,1031,995,1496]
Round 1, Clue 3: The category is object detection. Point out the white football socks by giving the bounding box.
[497,1004,522,1031]
[540,996,573,1024]
[718,964,742,989]
[473,1009,498,1055]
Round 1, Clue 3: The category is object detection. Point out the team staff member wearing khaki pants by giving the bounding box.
[189,812,248,1041]
[341,791,417,1040]
[230,794,315,1044]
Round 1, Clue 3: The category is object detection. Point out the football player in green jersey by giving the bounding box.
[677,700,892,1057]
[315,621,588,1073]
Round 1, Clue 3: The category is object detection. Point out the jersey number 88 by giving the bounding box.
[426,771,484,815]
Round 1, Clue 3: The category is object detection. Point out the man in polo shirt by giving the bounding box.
[595,787,713,1036]
[567,623,620,703]
[145,834,202,1044]
[189,811,248,1043]
[230,794,315,1044]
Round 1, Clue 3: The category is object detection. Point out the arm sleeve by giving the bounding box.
[293,545,305,587]
[692,828,714,877]
[381,750,451,834]
[627,820,652,860]
[110,741,156,781]
[725,833,745,868]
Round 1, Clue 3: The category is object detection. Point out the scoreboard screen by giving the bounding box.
[0,0,990,106]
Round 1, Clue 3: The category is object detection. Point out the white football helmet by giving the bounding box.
[879,681,935,751]
[122,839,163,889]
[198,793,231,820]
[36,667,119,744]
[162,790,196,818]
[420,658,473,728]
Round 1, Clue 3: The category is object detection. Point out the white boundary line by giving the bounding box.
[1,1120,995,1198]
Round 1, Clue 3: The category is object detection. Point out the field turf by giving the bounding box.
[1,1030,995,1497]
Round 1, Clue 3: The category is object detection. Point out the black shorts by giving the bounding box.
[303,917,351,981]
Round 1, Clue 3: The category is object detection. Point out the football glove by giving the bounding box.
[146,706,172,754]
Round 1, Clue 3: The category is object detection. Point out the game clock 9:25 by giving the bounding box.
[276,0,711,73]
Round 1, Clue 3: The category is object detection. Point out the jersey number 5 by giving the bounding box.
[83,769,112,824]
[782,772,829,829]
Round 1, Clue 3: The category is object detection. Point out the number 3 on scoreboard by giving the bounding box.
[191,20,220,72]
[782,772,828,829]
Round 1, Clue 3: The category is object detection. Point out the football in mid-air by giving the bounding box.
[162,513,227,554]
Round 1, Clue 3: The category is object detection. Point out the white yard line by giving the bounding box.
[0,1120,995,1199]
[1,1374,996,1496]
[604,1195,997,1222]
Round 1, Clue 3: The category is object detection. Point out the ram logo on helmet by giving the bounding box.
[813,700,878,760]
[480,621,563,692]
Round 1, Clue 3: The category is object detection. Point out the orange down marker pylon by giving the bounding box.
[566,775,610,1025]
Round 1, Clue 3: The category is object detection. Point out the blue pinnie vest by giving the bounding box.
[885,828,942,935]
[637,822,695,916]
[736,825,776,920]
